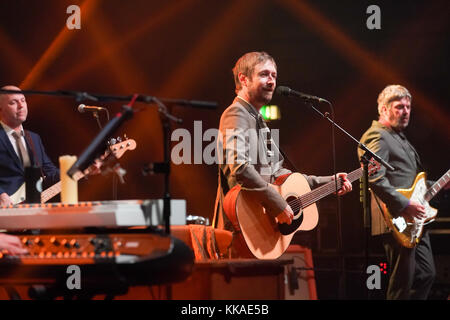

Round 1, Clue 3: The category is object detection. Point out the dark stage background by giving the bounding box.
[1,0,449,299]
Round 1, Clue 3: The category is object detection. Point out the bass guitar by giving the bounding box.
[10,138,136,205]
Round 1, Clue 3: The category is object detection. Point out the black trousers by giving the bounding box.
[381,229,436,300]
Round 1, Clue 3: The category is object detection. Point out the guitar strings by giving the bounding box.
[295,169,359,208]
[287,168,361,212]
[293,167,363,210]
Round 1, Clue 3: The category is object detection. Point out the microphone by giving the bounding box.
[67,106,134,178]
[78,104,106,113]
[276,86,330,104]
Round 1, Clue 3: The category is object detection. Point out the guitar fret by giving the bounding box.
[297,167,363,208]
[425,170,450,202]
[39,140,135,203]
[428,170,450,199]
[9,139,135,205]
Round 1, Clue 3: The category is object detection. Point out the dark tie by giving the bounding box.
[11,131,31,167]
[257,114,275,159]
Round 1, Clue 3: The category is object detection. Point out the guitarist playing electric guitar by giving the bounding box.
[358,85,449,300]
[213,52,352,259]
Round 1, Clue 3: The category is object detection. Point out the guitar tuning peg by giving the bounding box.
[110,138,117,145]
[117,137,122,142]
[124,134,128,139]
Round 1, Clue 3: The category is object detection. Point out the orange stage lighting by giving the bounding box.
[20,0,100,89]
[278,0,450,134]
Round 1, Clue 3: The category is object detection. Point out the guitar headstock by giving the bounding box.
[109,138,137,159]
[368,158,381,176]
[82,137,136,177]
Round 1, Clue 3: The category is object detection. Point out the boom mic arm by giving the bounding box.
[67,106,134,178]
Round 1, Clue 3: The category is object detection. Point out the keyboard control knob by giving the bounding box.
[34,237,44,246]
[70,239,80,249]
[50,237,60,246]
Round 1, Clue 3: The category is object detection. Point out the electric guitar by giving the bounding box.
[10,138,137,205]
[224,161,380,259]
[373,169,450,248]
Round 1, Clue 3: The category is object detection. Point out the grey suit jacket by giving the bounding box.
[214,97,332,231]
[358,120,422,235]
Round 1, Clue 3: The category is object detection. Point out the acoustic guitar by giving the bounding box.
[224,161,380,259]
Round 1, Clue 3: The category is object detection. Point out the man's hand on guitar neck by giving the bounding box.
[0,193,13,207]
[276,204,294,225]
[83,159,102,176]
[333,172,353,196]
[401,200,426,220]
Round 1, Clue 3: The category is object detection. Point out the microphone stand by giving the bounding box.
[141,96,183,236]
[67,105,135,177]
[141,96,182,302]
[89,108,118,200]
[301,99,393,299]
[89,108,118,201]
[92,111,103,130]
[0,89,218,110]
[305,100,345,298]
[359,151,372,300]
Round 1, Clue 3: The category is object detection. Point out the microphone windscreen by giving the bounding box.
[275,86,291,96]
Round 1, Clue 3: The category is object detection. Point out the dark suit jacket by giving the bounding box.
[0,125,60,197]
[358,120,422,235]
[214,97,332,231]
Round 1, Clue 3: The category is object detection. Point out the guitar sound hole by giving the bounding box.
[278,196,303,236]
[287,196,301,219]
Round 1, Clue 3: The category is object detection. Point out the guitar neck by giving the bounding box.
[298,167,363,209]
[39,139,136,203]
[425,170,450,201]
[41,171,85,203]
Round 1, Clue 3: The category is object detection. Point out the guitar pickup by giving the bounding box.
[392,217,407,233]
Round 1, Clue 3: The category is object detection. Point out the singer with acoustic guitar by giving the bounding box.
[212,52,352,259]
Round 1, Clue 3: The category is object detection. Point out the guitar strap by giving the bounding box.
[239,99,300,173]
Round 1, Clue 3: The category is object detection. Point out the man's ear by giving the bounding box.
[380,104,388,117]
[238,72,247,88]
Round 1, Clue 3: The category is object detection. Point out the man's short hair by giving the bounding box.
[232,51,276,94]
[0,85,22,100]
[377,85,412,115]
